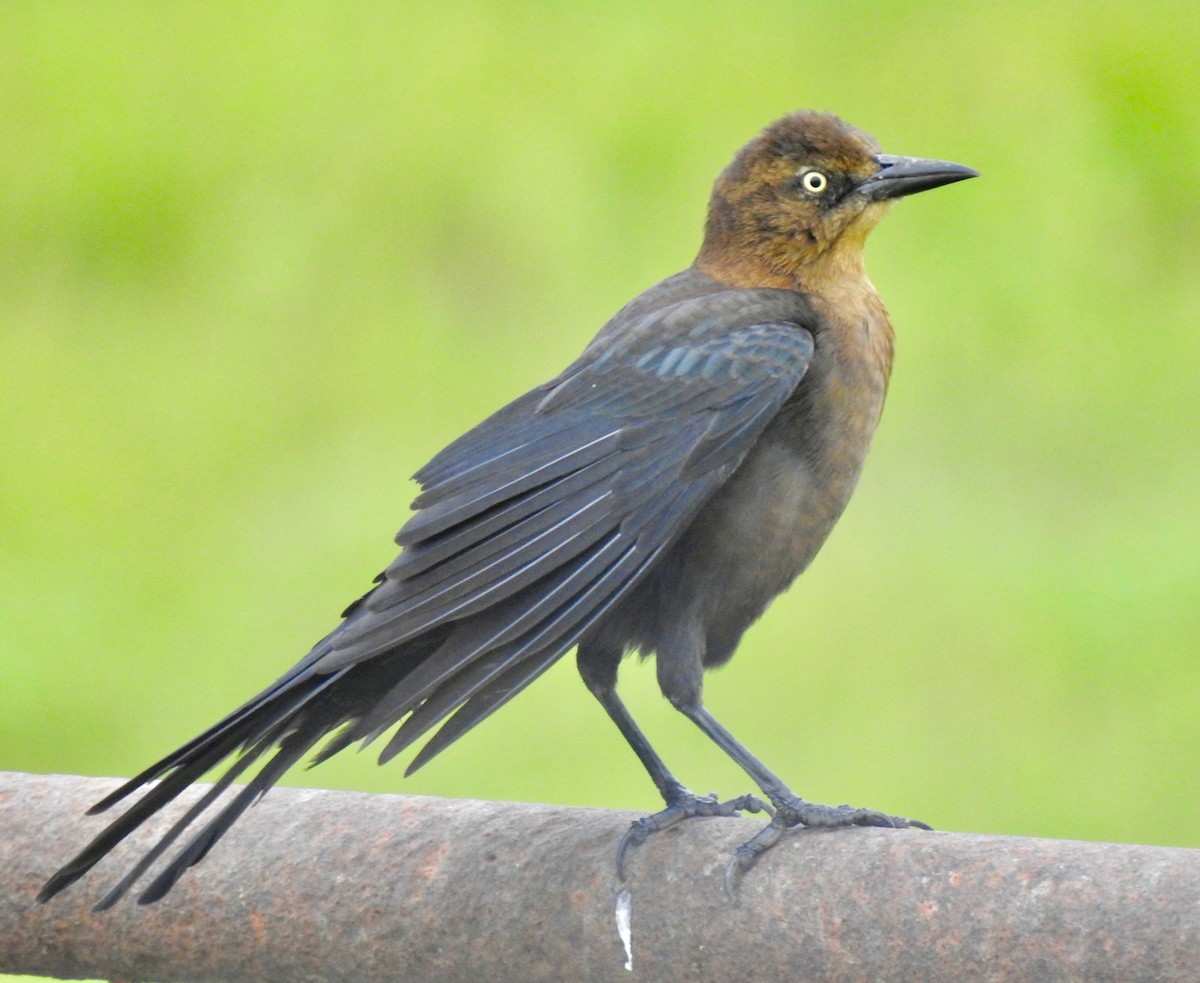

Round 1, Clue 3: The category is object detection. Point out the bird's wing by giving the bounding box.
[39,290,815,909]
[312,301,815,772]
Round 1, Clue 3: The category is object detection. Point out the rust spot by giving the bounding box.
[418,840,451,881]
[248,910,268,947]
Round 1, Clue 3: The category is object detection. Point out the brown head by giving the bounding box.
[696,111,976,290]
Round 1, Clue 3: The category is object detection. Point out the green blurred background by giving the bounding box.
[3,2,1199,969]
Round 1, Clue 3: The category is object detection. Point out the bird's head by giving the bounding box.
[697,111,977,289]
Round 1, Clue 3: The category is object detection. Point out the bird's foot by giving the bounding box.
[724,797,931,897]
[617,787,771,879]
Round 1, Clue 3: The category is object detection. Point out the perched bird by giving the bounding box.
[39,111,976,909]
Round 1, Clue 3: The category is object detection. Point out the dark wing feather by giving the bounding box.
[314,316,815,771]
[40,276,817,907]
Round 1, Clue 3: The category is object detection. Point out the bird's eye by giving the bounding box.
[800,170,828,194]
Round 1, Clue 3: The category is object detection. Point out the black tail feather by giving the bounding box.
[40,477,674,904]
[85,644,339,816]
[136,723,326,905]
[92,738,266,911]
[38,669,343,904]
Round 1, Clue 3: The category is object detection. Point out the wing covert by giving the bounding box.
[312,301,815,770]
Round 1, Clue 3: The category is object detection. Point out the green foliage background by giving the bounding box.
[2,3,1198,966]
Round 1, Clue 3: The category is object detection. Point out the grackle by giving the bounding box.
[39,111,976,908]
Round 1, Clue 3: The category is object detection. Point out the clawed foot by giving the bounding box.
[617,787,771,879]
[724,797,931,897]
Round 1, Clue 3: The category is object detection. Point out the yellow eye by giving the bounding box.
[801,170,828,194]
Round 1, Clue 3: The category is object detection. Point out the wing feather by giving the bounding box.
[41,279,819,907]
[320,317,815,767]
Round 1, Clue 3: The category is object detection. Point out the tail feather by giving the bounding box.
[86,642,340,816]
[135,723,327,906]
[38,742,241,903]
[37,669,343,905]
[40,505,665,904]
[92,737,267,910]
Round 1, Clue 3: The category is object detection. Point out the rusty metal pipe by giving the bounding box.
[2,771,1197,982]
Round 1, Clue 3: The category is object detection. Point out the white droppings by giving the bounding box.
[614,887,633,972]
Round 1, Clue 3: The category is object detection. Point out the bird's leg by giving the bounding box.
[677,704,930,895]
[583,677,771,878]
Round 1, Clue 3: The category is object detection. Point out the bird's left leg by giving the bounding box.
[677,703,930,895]
[577,644,770,878]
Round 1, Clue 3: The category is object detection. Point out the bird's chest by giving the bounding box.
[728,296,891,534]
[706,352,886,582]
[600,291,895,666]
[668,307,893,657]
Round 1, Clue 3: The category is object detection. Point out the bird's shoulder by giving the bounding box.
[331,273,823,666]
[575,267,819,365]
[412,268,819,493]
[531,268,818,413]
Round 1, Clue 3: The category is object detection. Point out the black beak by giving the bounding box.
[857,154,978,201]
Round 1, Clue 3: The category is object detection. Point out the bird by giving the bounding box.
[38,110,976,909]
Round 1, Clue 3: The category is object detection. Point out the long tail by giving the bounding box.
[37,631,444,909]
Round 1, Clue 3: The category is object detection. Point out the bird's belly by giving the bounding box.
[592,319,890,672]
[687,435,860,662]
[609,415,874,669]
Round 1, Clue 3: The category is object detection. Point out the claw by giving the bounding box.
[723,798,933,897]
[723,818,785,900]
[617,789,770,880]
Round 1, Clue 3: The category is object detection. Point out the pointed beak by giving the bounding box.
[857,154,978,201]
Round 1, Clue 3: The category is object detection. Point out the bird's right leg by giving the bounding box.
[576,645,770,879]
